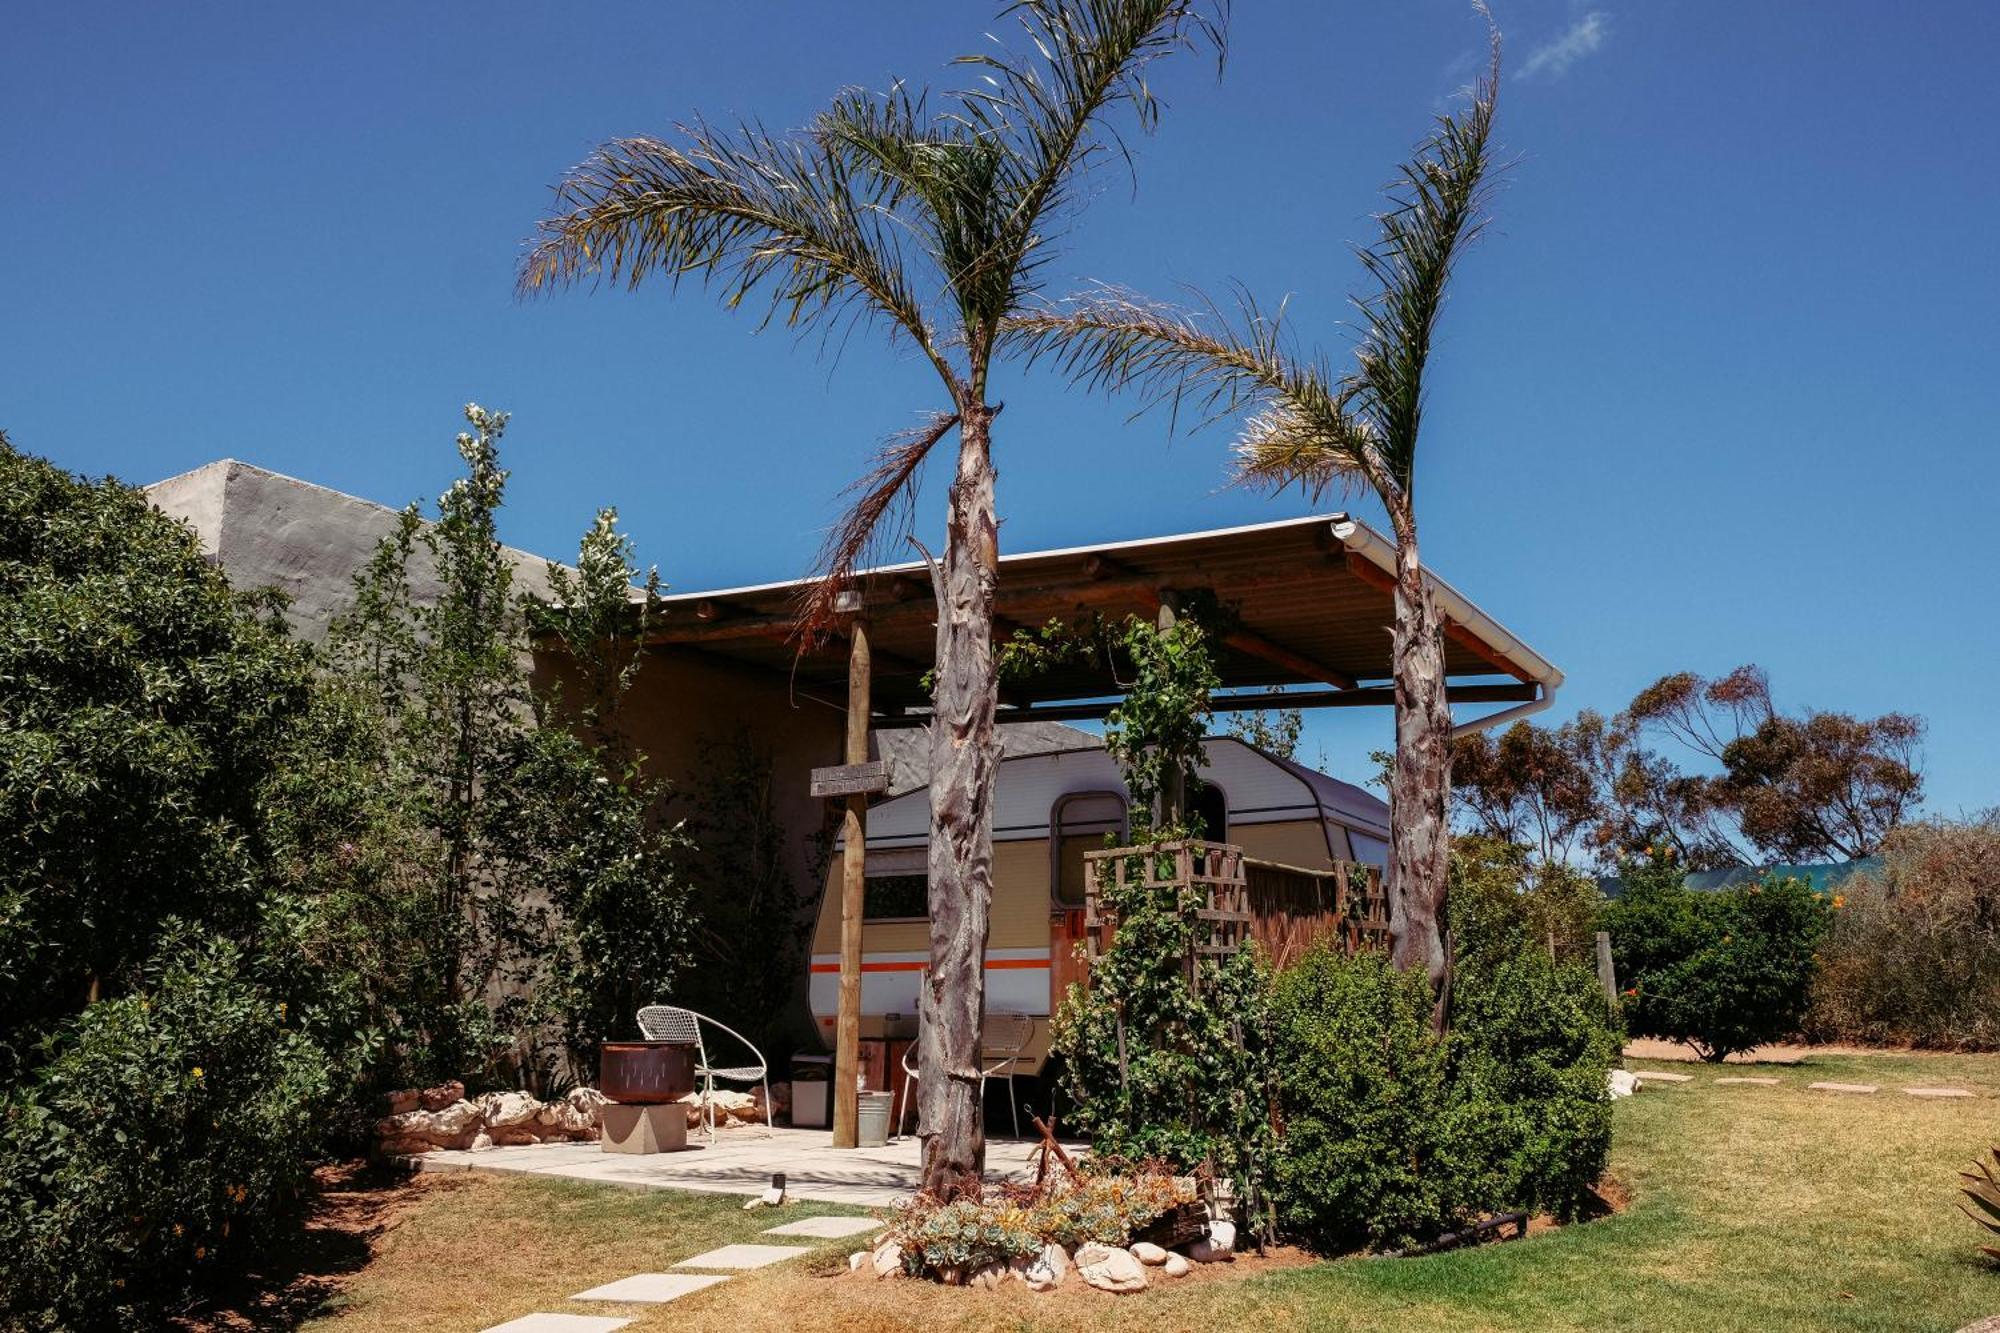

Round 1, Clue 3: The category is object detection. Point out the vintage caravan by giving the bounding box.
[806,737,1390,1074]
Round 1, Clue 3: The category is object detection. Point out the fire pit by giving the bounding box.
[599,1040,696,1104]
[598,1040,697,1154]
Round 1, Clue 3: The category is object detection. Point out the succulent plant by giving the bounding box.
[1958,1146,2000,1261]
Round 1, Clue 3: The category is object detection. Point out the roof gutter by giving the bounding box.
[1328,518,1563,739]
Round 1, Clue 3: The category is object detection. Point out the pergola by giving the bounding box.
[646,512,1562,1147]
[646,512,1560,726]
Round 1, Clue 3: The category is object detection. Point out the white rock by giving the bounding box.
[1013,1242,1071,1292]
[849,1251,867,1272]
[480,1090,542,1129]
[1163,1252,1191,1278]
[428,1099,484,1138]
[1075,1243,1148,1293]
[1187,1219,1236,1263]
[469,1131,494,1151]
[969,1262,1007,1290]
[1130,1241,1169,1266]
[1608,1069,1640,1099]
[872,1240,904,1279]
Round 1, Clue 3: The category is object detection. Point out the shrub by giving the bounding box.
[1600,854,1829,1061]
[1452,948,1618,1221]
[1268,943,1617,1252]
[885,1170,1196,1279]
[1804,815,2000,1049]
[1448,836,1602,972]
[1269,949,1505,1251]
[0,929,338,1331]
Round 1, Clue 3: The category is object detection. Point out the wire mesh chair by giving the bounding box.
[635,1004,773,1143]
[896,1010,1036,1140]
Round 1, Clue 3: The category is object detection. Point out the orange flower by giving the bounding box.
[1832,895,1846,910]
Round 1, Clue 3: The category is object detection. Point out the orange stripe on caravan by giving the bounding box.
[809,959,1048,974]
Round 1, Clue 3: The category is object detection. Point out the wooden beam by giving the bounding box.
[1343,551,1533,683]
[1221,626,1359,691]
[870,682,1538,728]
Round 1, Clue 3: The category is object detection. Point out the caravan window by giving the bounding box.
[1053,792,1127,907]
[861,846,928,920]
[1188,781,1228,842]
[864,873,928,920]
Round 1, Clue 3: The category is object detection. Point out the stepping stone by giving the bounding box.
[1808,1081,1878,1094]
[1905,1086,1975,1099]
[481,1316,631,1333]
[572,1273,732,1303]
[763,1215,883,1239]
[1715,1077,1781,1086]
[674,1243,813,1270]
[1636,1070,1694,1083]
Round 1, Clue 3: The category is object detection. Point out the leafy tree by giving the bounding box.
[1221,705,1305,760]
[1012,23,1507,1017]
[1451,720,1603,866]
[327,406,692,1086]
[1626,665,1924,862]
[1599,853,1830,1061]
[0,436,317,1081]
[520,0,1225,1197]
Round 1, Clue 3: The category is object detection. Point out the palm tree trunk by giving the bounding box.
[919,403,999,1201]
[1385,508,1453,1023]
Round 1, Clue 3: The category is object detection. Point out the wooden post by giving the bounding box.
[1595,930,1617,1007]
[832,604,871,1149]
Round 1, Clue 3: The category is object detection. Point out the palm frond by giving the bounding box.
[796,410,962,643]
[1347,21,1504,491]
[951,0,1229,328]
[1004,286,1382,498]
[519,120,953,385]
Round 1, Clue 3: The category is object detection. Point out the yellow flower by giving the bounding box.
[191,1066,204,1080]
[173,1223,184,1238]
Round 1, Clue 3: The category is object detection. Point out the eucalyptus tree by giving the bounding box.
[1010,34,1503,1015]
[519,0,1224,1196]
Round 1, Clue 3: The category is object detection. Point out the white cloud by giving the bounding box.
[1518,11,1610,81]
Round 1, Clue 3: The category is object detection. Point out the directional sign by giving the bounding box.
[811,759,890,799]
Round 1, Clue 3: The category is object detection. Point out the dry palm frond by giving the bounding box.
[796,411,961,644]
[1005,286,1384,499]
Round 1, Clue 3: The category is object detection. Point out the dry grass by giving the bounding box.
[284,1051,2000,1333]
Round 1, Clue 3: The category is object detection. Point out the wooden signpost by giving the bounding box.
[829,593,873,1150]
[810,759,890,799]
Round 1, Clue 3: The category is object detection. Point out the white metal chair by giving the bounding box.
[635,1004,772,1143]
[896,1011,1035,1140]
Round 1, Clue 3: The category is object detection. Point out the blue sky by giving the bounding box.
[5,2,1996,818]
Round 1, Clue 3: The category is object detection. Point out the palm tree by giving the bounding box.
[1008,31,1503,1018]
[519,0,1223,1198]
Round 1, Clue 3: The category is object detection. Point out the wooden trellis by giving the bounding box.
[1080,840,1387,975]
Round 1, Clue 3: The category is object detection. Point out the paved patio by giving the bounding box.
[410,1126,1076,1207]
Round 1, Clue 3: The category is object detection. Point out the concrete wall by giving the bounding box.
[146,458,556,643]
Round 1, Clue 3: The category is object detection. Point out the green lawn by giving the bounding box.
[301,1050,2000,1333]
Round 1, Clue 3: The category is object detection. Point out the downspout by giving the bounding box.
[1328,517,1564,739]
